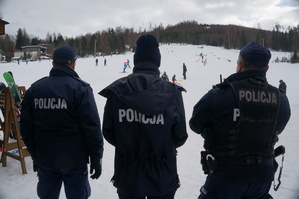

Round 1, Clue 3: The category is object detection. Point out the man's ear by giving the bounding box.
[236,61,243,73]
[71,61,76,70]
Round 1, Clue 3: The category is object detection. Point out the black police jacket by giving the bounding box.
[99,61,188,196]
[189,70,291,182]
[20,65,104,169]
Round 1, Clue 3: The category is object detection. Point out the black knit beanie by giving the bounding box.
[133,34,161,67]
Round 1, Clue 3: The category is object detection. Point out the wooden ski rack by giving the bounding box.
[0,86,30,174]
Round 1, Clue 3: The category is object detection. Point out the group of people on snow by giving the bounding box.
[20,35,290,199]
[161,62,187,86]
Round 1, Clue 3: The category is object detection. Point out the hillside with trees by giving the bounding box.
[0,20,298,63]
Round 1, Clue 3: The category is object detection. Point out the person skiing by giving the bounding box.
[127,59,131,68]
[123,62,127,72]
[172,74,176,84]
[99,34,188,199]
[20,46,104,199]
[189,42,291,199]
[95,58,98,66]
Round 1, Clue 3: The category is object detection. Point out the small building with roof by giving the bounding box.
[0,19,9,35]
[21,45,48,60]
[13,45,50,60]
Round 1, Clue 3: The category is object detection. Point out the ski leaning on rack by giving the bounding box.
[0,81,6,93]
[3,71,22,103]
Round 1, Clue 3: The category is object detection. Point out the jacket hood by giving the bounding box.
[49,65,79,78]
[99,62,180,115]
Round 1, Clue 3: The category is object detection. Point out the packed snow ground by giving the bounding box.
[0,44,298,199]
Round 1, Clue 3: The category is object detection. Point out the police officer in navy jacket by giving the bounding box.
[99,34,188,199]
[190,42,291,199]
[21,46,104,199]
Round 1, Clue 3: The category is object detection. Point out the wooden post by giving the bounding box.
[0,87,30,174]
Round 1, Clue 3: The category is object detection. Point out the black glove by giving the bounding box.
[33,162,38,172]
[90,164,102,179]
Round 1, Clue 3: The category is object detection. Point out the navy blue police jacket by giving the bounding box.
[99,62,188,196]
[20,65,104,169]
[189,70,291,182]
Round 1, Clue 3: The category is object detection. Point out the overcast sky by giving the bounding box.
[1,0,298,39]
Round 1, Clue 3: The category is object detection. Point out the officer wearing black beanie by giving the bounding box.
[133,34,161,67]
[99,34,188,199]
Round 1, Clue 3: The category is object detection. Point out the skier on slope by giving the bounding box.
[190,42,291,198]
[127,59,131,68]
[172,74,176,84]
[123,61,127,72]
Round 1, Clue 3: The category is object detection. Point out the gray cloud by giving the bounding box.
[1,0,298,38]
[0,0,6,19]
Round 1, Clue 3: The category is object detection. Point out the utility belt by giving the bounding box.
[200,151,274,174]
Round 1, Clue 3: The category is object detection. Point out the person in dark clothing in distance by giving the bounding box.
[279,79,287,93]
[172,74,176,84]
[99,34,188,199]
[189,42,291,199]
[161,71,169,81]
[183,63,187,79]
[20,45,104,199]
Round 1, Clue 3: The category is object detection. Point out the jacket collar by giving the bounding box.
[49,65,79,78]
[133,61,160,76]
[225,70,267,83]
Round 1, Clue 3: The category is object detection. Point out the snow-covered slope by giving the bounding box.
[0,44,298,199]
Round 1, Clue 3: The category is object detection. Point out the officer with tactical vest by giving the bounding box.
[189,42,291,199]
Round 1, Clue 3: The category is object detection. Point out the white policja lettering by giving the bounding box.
[119,108,164,124]
[34,98,67,109]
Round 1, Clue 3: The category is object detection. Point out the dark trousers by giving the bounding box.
[198,174,272,199]
[117,189,176,199]
[37,165,90,199]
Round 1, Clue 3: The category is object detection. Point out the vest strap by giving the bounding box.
[217,155,273,167]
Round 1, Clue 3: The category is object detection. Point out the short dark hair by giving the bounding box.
[241,57,268,71]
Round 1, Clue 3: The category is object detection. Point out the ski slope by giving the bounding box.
[0,43,298,199]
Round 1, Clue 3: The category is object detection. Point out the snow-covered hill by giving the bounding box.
[0,44,298,199]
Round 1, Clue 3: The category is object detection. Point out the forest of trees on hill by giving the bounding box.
[0,20,299,63]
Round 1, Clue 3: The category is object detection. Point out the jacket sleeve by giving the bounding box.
[20,89,37,162]
[102,95,117,146]
[275,92,291,134]
[77,85,104,167]
[173,90,188,148]
[189,90,213,136]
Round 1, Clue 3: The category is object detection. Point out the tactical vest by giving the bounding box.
[205,78,280,159]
